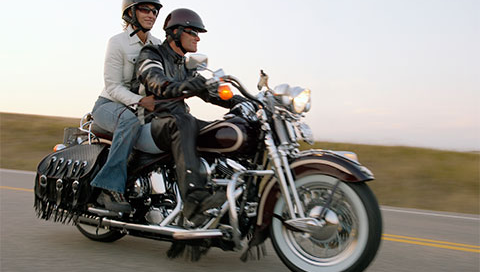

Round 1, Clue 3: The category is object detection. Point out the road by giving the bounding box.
[1,169,479,272]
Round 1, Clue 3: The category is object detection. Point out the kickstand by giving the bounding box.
[96,217,103,236]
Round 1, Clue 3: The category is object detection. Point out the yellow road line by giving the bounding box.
[382,236,480,253]
[1,185,479,253]
[383,234,480,249]
[0,186,33,192]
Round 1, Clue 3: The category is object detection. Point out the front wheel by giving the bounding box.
[270,174,382,272]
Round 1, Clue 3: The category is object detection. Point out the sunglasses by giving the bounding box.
[137,6,159,16]
[183,29,200,38]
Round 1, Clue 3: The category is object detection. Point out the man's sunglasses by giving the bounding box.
[183,29,199,38]
[137,6,159,16]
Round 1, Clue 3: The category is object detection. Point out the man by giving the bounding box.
[134,8,247,225]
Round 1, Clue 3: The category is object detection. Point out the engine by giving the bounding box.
[127,156,248,225]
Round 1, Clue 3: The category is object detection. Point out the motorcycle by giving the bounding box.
[34,54,382,272]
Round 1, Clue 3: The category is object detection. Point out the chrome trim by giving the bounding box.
[280,151,305,218]
[77,216,224,240]
[39,175,48,187]
[79,113,95,145]
[273,115,290,146]
[227,173,242,249]
[226,159,247,172]
[203,187,243,230]
[160,183,182,227]
[296,149,362,166]
[172,229,224,240]
[265,131,297,218]
[329,150,360,163]
[199,157,212,181]
[150,171,166,194]
[283,211,339,242]
[225,170,275,248]
[256,152,368,225]
[211,178,231,186]
[286,120,297,143]
[72,180,80,193]
[55,179,63,190]
[296,122,314,145]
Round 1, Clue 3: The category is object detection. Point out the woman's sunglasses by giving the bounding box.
[137,6,159,16]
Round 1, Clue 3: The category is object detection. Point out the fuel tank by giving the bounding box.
[197,116,260,156]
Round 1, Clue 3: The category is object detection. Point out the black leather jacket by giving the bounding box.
[132,41,245,115]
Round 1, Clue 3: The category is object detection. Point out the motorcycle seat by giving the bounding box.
[90,122,113,141]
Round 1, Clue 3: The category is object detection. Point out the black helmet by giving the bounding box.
[163,8,207,33]
[122,0,162,36]
[163,9,206,54]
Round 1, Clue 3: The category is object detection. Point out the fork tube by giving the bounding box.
[265,133,297,219]
[280,151,305,218]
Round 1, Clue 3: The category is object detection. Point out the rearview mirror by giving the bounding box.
[186,54,208,70]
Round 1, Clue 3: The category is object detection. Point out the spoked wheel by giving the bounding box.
[76,221,125,242]
[270,174,382,272]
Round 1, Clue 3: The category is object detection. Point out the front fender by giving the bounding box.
[289,149,374,182]
[256,149,374,229]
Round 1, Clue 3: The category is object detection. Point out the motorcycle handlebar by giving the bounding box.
[222,75,264,107]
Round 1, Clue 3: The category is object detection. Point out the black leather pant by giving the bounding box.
[150,112,208,200]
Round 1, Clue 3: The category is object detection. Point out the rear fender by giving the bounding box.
[255,149,374,229]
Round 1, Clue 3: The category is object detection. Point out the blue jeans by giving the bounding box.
[90,97,161,193]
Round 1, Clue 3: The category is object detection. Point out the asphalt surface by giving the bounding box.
[1,169,479,272]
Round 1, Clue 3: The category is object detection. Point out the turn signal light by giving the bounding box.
[218,84,233,100]
[53,144,66,152]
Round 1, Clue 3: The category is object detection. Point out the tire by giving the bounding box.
[76,222,125,243]
[270,174,382,272]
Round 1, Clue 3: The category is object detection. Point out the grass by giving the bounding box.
[301,142,479,214]
[0,112,80,171]
[1,112,479,214]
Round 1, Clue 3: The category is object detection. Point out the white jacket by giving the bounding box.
[99,25,161,106]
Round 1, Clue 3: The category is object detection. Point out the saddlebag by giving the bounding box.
[34,143,108,222]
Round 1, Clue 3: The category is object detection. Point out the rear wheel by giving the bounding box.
[270,174,382,272]
[76,222,125,242]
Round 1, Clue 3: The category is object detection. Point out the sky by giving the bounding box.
[1,0,479,151]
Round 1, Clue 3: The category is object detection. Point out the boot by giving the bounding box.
[183,190,227,226]
[97,190,132,213]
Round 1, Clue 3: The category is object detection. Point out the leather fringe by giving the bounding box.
[166,241,210,262]
[240,243,267,262]
[239,228,269,262]
[34,197,77,225]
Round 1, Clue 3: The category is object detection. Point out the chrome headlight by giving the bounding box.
[273,84,311,113]
[292,87,311,113]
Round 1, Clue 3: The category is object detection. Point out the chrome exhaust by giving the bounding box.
[77,215,224,240]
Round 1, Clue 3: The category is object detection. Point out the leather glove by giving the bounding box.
[162,75,207,98]
[178,75,207,96]
[162,82,183,98]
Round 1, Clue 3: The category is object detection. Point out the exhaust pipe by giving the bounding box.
[78,213,224,240]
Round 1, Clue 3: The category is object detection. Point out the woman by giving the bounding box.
[90,0,163,213]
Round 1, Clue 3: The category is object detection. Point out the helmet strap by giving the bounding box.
[169,26,188,54]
